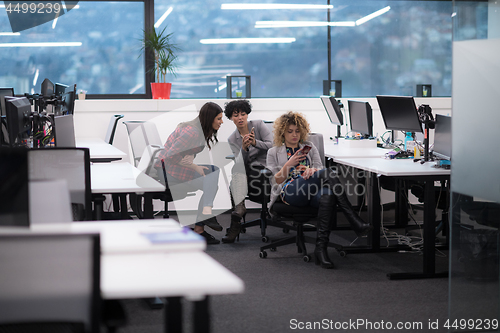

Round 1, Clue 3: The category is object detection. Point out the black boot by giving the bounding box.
[222,212,242,243]
[314,194,335,269]
[329,175,373,237]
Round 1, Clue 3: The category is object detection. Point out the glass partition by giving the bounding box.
[450,0,500,329]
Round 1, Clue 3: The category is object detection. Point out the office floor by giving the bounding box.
[116,208,450,333]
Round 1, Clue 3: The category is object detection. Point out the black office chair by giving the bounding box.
[258,133,347,261]
[0,233,101,333]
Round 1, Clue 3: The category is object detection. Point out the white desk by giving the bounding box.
[324,142,388,160]
[33,219,206,254]
[90,162,165,219]
[76,138,127,162]
[333,157,450,279]
[1,220,244,333]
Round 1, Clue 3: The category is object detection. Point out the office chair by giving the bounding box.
[0,233,101,333]
[29,179,73,224]
[28,148,92,221]
[123,120,194,218]
[104,114,125,215]
[259,133,347,262]
[104,114,124,145]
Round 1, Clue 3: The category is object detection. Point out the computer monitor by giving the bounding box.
[41,78,55,98]
[53,114,76,147]
[0,147,29,227]
[55,83,69,96]
[376,95,423,133]
[433,114,451,160]
[60,85,76,115]
[5,97,32,147]
[320,96,343,126]
[348,100,373,138]
[0,87,14,117]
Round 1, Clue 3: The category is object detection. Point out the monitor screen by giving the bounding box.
[55,83,69,96]
[0,87,14,118]
[5,97,32,147]
[53,114,76,148]
[320,96,343,126]
[433,114,452,160]
[0,147,29,227]
[376,95,423,133]
[348,100,373,138]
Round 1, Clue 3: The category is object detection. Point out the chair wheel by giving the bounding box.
[241,228,246,233]
[282,228,290,234]
[261,236,269,243]
[259,251,267,258]
[303,255,311,262]
[339,251,347,258]
[270,247,276,252]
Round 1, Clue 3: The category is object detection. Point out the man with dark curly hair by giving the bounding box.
[223,99,273,243]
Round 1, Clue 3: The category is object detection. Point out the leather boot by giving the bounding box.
[234,201,247,219]
[314,194,335,269]
[222,212,242,243]
[328,175,373,237]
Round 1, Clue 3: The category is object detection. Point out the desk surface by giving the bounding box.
[334,157,451,177]
[31,220,206,254]
[324,143,388,160]
[102,251,244,299]
[91,162,165,194]
[76,138,127,162]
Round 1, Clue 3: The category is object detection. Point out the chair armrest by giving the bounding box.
[226,154,235,160]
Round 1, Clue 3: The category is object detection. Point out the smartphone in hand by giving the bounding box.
[250,127,255,134]
[298,145,312,155]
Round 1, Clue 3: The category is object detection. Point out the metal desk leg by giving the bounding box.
[367,173,381,250]
[92,194,105,220]
[143,193,154,219]
[165,297,182,333]
[194,296,210,333]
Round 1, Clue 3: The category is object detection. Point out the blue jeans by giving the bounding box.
[281,168,336,208]
[166,165,220,226]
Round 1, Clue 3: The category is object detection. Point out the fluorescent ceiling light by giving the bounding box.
[33,69,39,86]
[255,21,355,28]
[200,38,295,44]
[155,7,173,28]
[0,32,20,36]
[178,69,244,75]
[222,3,333,10]
[0,42,82,47]
[355,6,390,26]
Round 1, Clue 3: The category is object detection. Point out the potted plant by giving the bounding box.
[140,26,180,99]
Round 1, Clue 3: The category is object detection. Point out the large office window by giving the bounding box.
[0,1,144,96]
[0,1,488,98]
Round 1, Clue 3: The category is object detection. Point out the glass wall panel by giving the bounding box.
[0,1,145,96]
[450,0,500,330]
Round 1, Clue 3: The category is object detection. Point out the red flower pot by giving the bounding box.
[151,83,172,99]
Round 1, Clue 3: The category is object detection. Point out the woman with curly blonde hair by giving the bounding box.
[266,111,372,269]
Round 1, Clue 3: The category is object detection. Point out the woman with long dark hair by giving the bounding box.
[158,102,224,244]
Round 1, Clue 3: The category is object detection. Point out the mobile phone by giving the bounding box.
[250,127,255,134]
[299,145,312,155]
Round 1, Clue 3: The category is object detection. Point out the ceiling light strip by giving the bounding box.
[155,7,173,28]
[255,21,355,28]
[221,3,333,10]
[0,42,82,47]
[200,38,295,44]
[356,6,390,26]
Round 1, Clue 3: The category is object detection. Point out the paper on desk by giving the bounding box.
[141,228,204,244]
